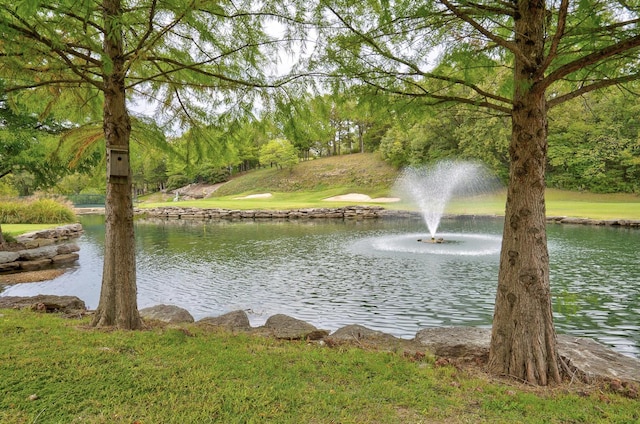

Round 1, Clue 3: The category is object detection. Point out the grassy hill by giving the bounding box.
[215,153,398,198]
[140,153,640,219]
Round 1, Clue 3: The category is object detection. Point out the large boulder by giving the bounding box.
[139,304,194,324]
[0,295,86,313]
[0,252,20,264]
[51,253,80,265]
[19,258,53,271]
[263,314,328,340]
[17,245,59,261]
[414,326,640,384]
[557,335,640,384]
[415,327,491,359]
[326,324,413,352]
[198,310,251,330]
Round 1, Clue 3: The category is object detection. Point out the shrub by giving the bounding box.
[192,165,230,184]
[0,197,76,224]
[166,175,191,191]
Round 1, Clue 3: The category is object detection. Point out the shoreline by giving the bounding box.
[126,205,640,228]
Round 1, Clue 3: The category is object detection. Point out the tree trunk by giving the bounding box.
[0,223,6,250]
[91,0,142,329]
[488,0,561,385]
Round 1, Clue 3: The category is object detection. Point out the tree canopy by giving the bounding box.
[308,0,640,385]
[0,0,299,329]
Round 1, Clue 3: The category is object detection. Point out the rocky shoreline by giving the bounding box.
[0,296,638,392]
[134,205,640,227]
[0,224,83,276]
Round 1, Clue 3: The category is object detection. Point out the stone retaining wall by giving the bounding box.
[135,206,640,227]
[0,224,83,274]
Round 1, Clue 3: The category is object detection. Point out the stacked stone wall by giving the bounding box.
[0,224,83,274]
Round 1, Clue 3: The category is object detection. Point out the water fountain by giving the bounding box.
[394,160,500,240]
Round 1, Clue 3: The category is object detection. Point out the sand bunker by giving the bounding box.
[233,193,273,200]
[323,193,400,203]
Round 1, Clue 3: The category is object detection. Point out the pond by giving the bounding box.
[2,215,639,358]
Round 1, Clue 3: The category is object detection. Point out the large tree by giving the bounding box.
[0,0,289,328]
[312,0,640,384]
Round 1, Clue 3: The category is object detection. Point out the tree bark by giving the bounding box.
[91,0,142,329]
[0,223,6,250]
[488,0,561,385]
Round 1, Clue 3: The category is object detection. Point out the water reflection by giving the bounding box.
[2,215,639,358]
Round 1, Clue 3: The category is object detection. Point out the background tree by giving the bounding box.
[0,0,292,328]
[259,138,299,170]
[547,87,640,192]
[312,0,640,384]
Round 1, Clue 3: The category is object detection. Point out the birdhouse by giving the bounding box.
[107,148,129,178]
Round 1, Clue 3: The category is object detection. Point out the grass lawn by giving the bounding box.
[1,224,66,237]
[139,188,640,220]
[0,310,637,424]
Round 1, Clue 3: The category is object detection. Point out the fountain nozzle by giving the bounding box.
[417,237,445,244]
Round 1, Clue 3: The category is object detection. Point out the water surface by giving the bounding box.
[2,215,638,358]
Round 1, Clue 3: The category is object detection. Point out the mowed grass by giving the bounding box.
[1,310,637,424]
[138,153,640,220]
[1,223,66,237]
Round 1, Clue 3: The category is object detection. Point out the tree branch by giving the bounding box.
[323,4,511,109]
[538,0,569,75]
[127,36,290,90]
[2,12,104,90]
[541,34,640,90]
[3,79,93,93]
[438,0,532,68]
[547,73,640,108]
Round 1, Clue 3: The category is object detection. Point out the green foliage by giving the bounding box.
[0,92,75,194]
[377,104,511,181]
[259,138,299,170]
[379,126,409,168]
[0,177,18,197]
[0,198,76,224]
[0,310,638,423]
[547,89,640,193]
[311,0,640,196]
[192,164,230,184]
[166,175,191,191]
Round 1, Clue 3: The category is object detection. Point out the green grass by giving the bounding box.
[138,154,640,220]
[141,187,640,221]
[215,153,398,198]
[0,310,637,423]
[1,223,64,237]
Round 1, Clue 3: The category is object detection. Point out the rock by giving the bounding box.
[557,334,640,384]
[414,327,640,384]
[139,304,194,324]
[415,327,491,359]
[22,238,55,249]
[17,245,59,261]
[0,295,86,313]
[329,324,398,342]
[0,262,20,273]
[51,253,80,265]
[263,314,328,340]
[326,324,411,351]
[0,269,66,285]
[19,258,53,271]
[198,310,251,330]
[56,243,80,255]
[0,252,20,264]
